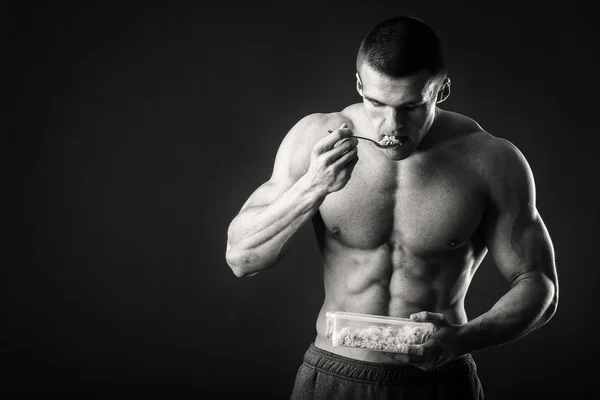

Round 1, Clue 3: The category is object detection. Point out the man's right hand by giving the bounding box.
[301,123,359,196]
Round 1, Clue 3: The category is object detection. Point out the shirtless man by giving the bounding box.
[225,16,558,400]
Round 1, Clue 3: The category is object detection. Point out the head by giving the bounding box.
[356,16,451,160]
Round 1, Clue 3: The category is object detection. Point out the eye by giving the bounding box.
[405,102,426,111]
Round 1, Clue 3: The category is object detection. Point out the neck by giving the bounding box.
[416,107,446,151]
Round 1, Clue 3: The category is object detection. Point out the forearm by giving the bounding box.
[226,175,325,276]
[458,271,558,354]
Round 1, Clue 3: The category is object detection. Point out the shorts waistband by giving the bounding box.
[302,343,477,384]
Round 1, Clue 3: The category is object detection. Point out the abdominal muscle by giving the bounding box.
[312,244,472,364]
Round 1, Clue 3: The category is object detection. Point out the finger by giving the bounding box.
[346,153,359,170]
[329,127,355,151]
[330,147,358,170]
[381,352,411,363]
[338,154,359,179]
[435,355,451,368]
[412,362,438,372]
[399,343,440,359]
[316,124,353,152]
[410,311,446,323]
[399,344,426,356]
[382,350,437,364]
[324,138,358,163]
[418,338,441,356]
[332,137,355,148]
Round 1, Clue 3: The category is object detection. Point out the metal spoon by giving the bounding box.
[327,130,399,149]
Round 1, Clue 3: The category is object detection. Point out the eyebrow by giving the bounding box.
[363,95,425,107]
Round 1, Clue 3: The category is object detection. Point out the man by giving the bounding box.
[225,15,558,400]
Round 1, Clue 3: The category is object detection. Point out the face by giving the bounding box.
[357,64,446,160]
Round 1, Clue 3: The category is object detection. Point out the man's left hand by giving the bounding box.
[383,311,462,371]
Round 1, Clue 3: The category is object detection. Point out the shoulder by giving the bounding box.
[284,104,362,146]
[272,109,358,179]
[440,109,536,207]
[470,129,536,211]
[283,112,348,147]
[442,110,532,181]
[476,133,533,189]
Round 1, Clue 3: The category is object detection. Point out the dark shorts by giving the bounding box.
[290,343,484,400]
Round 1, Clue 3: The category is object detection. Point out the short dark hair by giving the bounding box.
[356,16,446,79]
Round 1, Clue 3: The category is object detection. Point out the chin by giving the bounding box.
[383,138,416,161]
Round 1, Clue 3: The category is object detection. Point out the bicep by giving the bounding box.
[484,207,556,288]
[483,140,557,287]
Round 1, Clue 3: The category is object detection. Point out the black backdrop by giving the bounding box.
[8,1,599,399]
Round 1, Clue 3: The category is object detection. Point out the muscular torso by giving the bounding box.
[311,106,491,363]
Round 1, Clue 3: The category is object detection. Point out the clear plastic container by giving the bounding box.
[325,311,435,353]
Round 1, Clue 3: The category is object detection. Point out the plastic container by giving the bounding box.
[325,311,435,353]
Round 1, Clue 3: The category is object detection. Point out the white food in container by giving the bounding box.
[325,311,434,353]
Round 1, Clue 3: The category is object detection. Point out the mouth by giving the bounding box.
[379,135,409,148]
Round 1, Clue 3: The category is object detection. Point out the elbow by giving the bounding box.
[541,276,559,323]
[547,281,559,320]
[542,298,558,327]
[225,247,266,278]
[231,266,258,279]
[231,267,256,279]
[225,249,252,278]
[546,302,558,322]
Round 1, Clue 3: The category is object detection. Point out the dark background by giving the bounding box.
[8,1,599,399]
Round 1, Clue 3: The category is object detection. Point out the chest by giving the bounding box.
[318,150,486,254]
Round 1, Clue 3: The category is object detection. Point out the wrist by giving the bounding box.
[455,321,478,355]
[455,323,467,355]
[296,174,327,205]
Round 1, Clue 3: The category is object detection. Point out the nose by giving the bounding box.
[386,107,404,132]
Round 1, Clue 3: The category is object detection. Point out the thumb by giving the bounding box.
[410,311,445,323]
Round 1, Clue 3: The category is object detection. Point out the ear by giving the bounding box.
[356,73,364,96]
[436,77,451,104]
